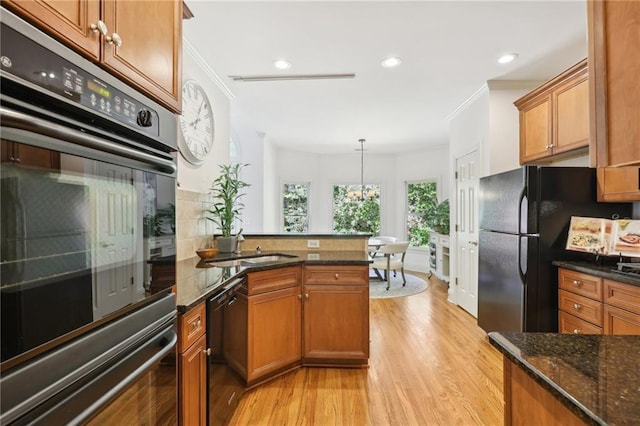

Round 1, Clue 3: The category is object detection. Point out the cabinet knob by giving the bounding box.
[573,303,582,311]
[572,280,582,287]
[305,293,309,299]
[573,329,581,334]
[90,20,108,36]
[106,32,123,47]
[298,294,302,300]
[334,273,339,280]
[205,348,211,356]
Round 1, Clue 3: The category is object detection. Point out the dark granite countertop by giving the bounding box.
[489,332,640,426]
[176,250,371,312]
[553,260,640,287]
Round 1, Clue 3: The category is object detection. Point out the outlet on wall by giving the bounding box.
[307,239,320,249]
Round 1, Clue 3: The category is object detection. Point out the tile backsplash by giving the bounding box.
[176,189,215,261]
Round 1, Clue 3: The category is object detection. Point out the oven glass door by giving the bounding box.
[1,139,176,364]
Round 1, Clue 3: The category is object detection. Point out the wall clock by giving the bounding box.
[178,79,214,166]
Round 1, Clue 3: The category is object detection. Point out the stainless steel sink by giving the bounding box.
[241,255,297,264]
[205,254,297,267]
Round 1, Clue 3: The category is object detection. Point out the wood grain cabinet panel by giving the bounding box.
[178,334,206,426]
[3,0,182,112]
[515,59,588,165]
[558,268,640,336]
[558,311,603,335]
[596,166,640,202]
[588,0,640,167]
[302,265,370,365]
[558,269,602,300]
[246,286,301,384]
[558,289,603,326]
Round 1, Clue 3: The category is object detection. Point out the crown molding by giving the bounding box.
[446,83,489,121]
[183,38,235,100]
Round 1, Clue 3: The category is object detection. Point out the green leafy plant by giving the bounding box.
[432,199,450,235]
[206,163,250,237]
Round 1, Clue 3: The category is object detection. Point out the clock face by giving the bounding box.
[179,80,214,165]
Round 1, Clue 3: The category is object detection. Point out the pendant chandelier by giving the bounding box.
[347,138,376,202]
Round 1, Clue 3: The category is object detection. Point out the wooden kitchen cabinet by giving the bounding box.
[225,266,302,386]
[596,166,640,202]
[515,59,589,164]
[3,0,182,112]
[558,268,603,334]
[558,268,640,335]
[1,140,60,171]
[603,279,640,334]
[178,302,206,425]
[588,0,640,168]
[303,265,369,365]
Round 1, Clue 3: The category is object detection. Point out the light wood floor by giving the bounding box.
[229,273,504,425]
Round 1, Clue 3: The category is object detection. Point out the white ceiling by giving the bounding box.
[183,1,588,154]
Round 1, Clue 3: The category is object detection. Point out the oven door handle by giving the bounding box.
[1,106,177,175]
[17,324,177,425]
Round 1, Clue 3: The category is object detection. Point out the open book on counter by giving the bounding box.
[566,217,640,258]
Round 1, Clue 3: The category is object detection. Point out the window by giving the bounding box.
[406,181,441,247]
[283,183,309,232]
[332,184,380,234]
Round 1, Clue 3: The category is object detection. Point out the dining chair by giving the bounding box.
[371,241,410,290]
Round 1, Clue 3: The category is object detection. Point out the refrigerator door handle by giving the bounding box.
[518,236,528,285]
[517,187,526,235]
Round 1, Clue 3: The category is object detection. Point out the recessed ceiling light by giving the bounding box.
[381,56,402,68]
[273,59,291,70]
[497,53,519,64]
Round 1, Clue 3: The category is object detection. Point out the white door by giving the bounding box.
[456,150,480,317]
[93,163,136,319]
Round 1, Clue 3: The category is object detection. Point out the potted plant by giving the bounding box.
[206,163,250,252]
[432,199,450,235]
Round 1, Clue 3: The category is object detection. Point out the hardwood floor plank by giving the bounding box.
[230,274,503,425]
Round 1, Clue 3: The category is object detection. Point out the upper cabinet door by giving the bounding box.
[101,0,182,112]
[588,0,640,167]
[3,0,182,113]
[3,0,101,59]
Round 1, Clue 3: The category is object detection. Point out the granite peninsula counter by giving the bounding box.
[489,332,640,425]
[176,250,371,311]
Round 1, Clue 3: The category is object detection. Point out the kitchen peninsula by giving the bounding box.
[175,234,372,425]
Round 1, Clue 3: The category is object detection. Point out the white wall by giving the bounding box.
[178,42,231,193]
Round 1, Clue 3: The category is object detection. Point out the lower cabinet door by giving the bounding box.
[603,305,640,335]
[303,285,369,361]
[246,286,302,383]
[179,334,207,426]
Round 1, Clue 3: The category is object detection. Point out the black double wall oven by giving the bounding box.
[1,9,179,424]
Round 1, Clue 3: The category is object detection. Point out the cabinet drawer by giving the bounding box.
[303,265,368,286]
[558,311,602,335]
[558,268,602,301]
[604,279,640,314]
[247,266,302,295]
[603,304,640,335]
[558,289,603,326]
[178,302,206,353]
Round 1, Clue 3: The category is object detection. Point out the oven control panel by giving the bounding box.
[0,24,160,137]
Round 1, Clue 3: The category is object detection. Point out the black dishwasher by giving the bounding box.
[207,278,247,425]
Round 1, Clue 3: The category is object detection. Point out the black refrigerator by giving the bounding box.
[477,166,631,333]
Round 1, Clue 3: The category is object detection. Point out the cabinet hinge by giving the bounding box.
[455,171,458,179]
[131,277,134,285]
[455,277,458,285]
[455,224,459,232]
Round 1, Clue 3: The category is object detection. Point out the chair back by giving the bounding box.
[378,241,409,256]
[369,236,397,245]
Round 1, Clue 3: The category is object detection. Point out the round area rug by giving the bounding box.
[369,273,428,299]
